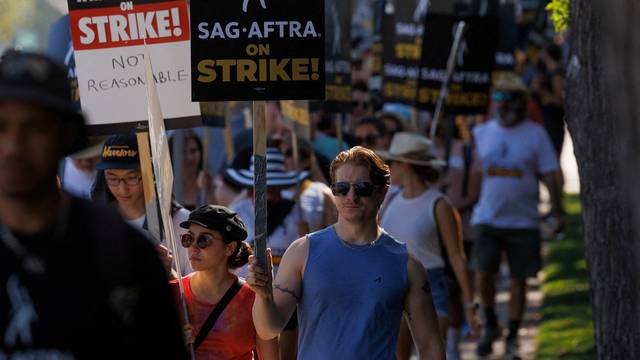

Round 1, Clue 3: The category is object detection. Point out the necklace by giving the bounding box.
[1,231,47,274]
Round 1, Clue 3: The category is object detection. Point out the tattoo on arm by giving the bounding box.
[273,284,300,301]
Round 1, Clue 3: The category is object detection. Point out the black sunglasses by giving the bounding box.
[330,181,377,197]
[181,233,220,249]
[351,100,370,109]
[355,134,379,146]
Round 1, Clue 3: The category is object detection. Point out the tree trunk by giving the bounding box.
[566,1,640,358]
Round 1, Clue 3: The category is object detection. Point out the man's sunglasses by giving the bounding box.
[181,233,220,249]
[330,181,377,197]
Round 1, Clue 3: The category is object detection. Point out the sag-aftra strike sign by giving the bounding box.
[68,0,200,132]
[190,0,325,101]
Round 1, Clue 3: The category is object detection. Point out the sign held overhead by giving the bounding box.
[68,0,200,134]
[190,0,326,101]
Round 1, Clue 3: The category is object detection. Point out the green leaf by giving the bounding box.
[545,0,570,33]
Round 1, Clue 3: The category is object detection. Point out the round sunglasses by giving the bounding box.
[180,233,222,249]
[330,181,377,197]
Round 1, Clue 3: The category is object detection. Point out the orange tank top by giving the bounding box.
[171,274,257,360]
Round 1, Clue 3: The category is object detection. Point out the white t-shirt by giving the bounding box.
[231,197,301,276]
[170,208,193,276]
[62,157,96,199]
[126,208,193,276]
[471,119,559,229]
[381,188,445,270]
[298,181,332,232]
[125,215,146,229]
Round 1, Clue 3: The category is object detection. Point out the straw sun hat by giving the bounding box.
[376,132,446,167]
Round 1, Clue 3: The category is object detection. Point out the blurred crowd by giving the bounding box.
[57,37,567,359]
[0,0,570,359]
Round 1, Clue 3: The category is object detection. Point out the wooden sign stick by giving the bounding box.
[252,101,268,269]
[136,132,161,241]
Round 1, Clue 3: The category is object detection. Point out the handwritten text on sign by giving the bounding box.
[67,0,199,129]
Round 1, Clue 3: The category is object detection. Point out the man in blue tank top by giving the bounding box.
[247,146,445,359]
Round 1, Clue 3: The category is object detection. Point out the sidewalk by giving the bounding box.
[459,271,543,360]
[407,266,544,360]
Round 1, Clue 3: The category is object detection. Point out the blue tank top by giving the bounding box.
[297,226,408,360]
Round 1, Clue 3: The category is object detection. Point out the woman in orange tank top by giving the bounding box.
[171,205,278,360]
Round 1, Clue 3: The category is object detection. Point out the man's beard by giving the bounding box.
[498,105,525,127]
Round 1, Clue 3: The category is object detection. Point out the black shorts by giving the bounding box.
[470,224,541,279]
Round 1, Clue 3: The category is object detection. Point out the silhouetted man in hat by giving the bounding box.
[0,50,186,358]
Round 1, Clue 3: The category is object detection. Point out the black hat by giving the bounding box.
[180,205,248,243]
[96,133,140,170]
[0,49,86,154]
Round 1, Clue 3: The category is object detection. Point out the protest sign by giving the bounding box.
[190,0,325,101]
[200,102,226,127]
[417,14,498,114]
[368,0,386,92]
[281,100,311,140]
[381,0,429,105]
[494,3,518,71]
[142,46,195,357]
[324,0,351,113]
[67,0,200,134]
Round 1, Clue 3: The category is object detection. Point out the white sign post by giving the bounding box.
[143,46,195,359]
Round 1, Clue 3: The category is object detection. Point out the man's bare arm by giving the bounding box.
[404,255,445,360]
[248,238,308,340]
[541,171,564,217]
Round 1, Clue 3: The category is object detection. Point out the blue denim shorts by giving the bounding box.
[427,267,449,317]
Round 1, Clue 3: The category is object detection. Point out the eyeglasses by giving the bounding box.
[105,175,142,187]
[181,233,221,249]
[355,134,379,146]
[330,181,377,197]
[351,100,370,109]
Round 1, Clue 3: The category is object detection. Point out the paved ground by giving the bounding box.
[407,267,543,360]
[459,271,543,360]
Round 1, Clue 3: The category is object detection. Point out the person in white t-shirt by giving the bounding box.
[222,146,309,360]
[471,73,564,358]
[378,132,478,360]
[91,133,192,277]
[280,138,337,233]
[61,138,104,199]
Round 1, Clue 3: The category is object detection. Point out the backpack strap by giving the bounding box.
[461,142,473,198]
[193,278,244,350]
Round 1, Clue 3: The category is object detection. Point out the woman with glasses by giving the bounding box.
[174,205,278,360]
[91,133,192,277]
[378,132,479,360]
